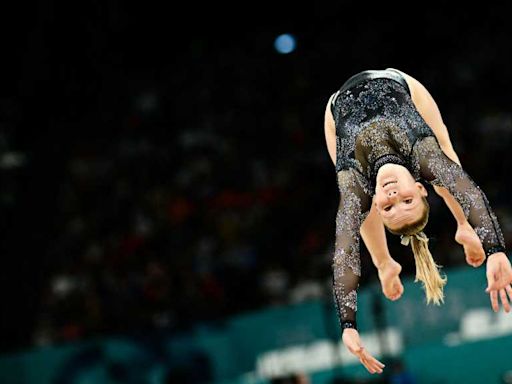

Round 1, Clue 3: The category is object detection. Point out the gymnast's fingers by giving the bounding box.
[490,289,499,312]
[360,349,384,374]
[505,285,512,304]
[500,288,511,313]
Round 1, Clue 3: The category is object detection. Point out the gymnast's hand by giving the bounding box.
[377,258,404,301]
[485,252,512,313]
[342,329,385,374]
[455,222,486,268]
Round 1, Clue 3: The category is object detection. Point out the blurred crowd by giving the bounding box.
[1,4,512,353]
[29,70,512,347]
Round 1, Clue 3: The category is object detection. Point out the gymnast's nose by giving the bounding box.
[387,190,398,200]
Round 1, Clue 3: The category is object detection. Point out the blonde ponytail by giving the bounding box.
[387,196,446,305]
[410,233,447,305]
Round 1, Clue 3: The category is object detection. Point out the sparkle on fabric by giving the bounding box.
[329,73,506,332]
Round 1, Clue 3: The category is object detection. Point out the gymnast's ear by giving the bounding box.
[415,182,428,197]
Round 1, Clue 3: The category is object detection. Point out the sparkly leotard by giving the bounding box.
[329,68,506,333]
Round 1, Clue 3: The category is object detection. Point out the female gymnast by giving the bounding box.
[323,68,512,374]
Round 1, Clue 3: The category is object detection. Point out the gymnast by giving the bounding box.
[323,68,512,374]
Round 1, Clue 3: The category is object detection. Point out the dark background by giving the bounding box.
[1,2,512,354]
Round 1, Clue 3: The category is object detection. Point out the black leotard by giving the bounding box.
[329,68,506,333]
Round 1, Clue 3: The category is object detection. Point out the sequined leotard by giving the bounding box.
[330,68,506,333]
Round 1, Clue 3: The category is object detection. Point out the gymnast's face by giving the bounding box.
[374,164,428,230]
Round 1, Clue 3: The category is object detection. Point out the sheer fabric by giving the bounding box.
[329,69,506,332]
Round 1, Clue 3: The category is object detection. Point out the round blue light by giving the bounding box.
[274,34,296,54]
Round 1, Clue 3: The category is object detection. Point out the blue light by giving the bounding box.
[274,34,296,54]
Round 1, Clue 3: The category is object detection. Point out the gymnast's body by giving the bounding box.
[324,68,512,374]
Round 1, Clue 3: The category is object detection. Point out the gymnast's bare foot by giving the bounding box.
[378,258,404,301]
[455,222,486,267]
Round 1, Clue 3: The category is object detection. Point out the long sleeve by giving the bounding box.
[332,169,371,332]
[414,136,506,256]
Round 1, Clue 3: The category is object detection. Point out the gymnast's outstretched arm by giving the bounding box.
[398,68,486,267]
[399,68,512,311]
[415,135,512,312]
[324,96,385,374]
[325,92,403,302]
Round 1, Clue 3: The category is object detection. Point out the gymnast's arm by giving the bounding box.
[396,68,490,270]
[360,201,393,269]
[333,169,385,372]
[324,94,393,272]
[398,69,469,228]
[415,136,512,311]
[415,136,506,257]
[403,65,512,305]
[325,94,386,373]
[324,94,362,328]
[331,169,372,331]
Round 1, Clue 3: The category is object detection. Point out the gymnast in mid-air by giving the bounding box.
[323,68,512,374]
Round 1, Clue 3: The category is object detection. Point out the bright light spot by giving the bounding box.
[274,34,296,54]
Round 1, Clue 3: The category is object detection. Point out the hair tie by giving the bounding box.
[400,231,428,246]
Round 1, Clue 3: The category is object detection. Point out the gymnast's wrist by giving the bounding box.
[376,256,394,271]
[342,320,357,332]
[486,249,507,259]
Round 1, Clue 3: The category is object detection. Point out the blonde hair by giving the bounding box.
[388,196,447,305]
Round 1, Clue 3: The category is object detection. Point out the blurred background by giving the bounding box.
[1,2,512,384]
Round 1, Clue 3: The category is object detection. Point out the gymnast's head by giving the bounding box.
[374,162,447,305]
[373,163,429,233]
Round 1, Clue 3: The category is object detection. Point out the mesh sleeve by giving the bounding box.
[332,169,371,332]
[414,136,506,256]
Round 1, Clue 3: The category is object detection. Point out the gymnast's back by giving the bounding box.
[338,67,410,95]
[328,68,435,179]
